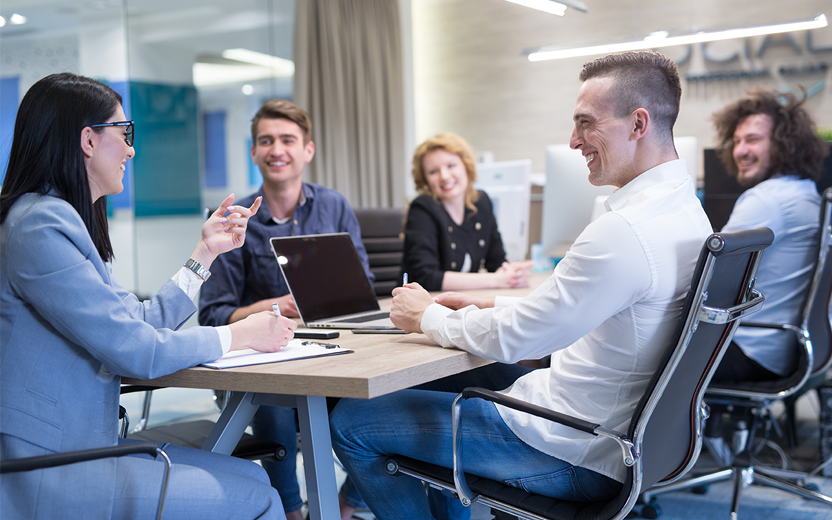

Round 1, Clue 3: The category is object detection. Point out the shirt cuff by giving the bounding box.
[420,303,454,348]
[215,326,232,354]
[494,295,519,308]
[171,266,205,300]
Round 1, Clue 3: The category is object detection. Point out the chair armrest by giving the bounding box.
[460,387,599,435]
[451,387,636,507]
[1,443,172,520]
[0,442,164,474]
[121,385,163,394]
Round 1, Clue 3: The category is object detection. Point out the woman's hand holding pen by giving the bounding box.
[227,310,297,352]
[191,193,263,269]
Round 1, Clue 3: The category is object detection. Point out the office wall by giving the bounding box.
[412,0,832,180]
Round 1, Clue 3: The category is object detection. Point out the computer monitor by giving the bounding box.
[541,138,699,258]
[474,159,532,262]
[541,145,614,258]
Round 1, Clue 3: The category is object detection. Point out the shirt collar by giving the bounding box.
[605,159,690,213]
[253,182,313,225]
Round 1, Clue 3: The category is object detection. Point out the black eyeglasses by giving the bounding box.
[90,120,134,147]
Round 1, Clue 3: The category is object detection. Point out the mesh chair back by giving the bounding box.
[354,208,405,297]
[804,188,832,374]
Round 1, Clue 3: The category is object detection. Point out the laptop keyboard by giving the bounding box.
[329,311,390,323]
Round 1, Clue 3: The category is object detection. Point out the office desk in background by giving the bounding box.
[122,273,549,520]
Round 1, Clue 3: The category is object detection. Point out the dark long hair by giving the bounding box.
[0,73,121,261]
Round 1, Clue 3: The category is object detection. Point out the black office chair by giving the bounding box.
[0,442,171,520]
[121,386,288,462]
[644,190,832,517]
[386,227,773,520]
[781,187,832,449]
[354,207,405,297]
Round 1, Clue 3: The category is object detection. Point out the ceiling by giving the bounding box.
[0,0,295,62]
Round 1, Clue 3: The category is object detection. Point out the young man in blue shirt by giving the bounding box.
[199,99,372,520]
[711,88,828,382]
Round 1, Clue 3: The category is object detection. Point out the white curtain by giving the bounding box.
[294,0,406,208]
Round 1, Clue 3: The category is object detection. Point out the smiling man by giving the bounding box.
[711,88,828,382]
[329,51,713,520]
[198,99,372,520]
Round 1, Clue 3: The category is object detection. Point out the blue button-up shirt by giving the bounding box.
[198,182,373,326]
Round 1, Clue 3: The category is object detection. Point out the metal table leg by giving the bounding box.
[296,395,340,520]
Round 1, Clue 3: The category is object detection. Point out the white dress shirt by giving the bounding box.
[722,175,821,376]
[172,267,232,353]
[421,160,713,483]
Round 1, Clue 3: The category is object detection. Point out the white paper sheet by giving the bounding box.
[200,339,352,369]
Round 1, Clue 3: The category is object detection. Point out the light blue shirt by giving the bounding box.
[722,175,821,376]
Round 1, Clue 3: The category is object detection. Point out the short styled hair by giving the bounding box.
[713,87,829,182]
[251,99,312,144]
[579,50,682,144]
[411,132,480,213]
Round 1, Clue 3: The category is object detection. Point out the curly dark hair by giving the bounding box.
[713,87,829,182]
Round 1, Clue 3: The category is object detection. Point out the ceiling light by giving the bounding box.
[527,13,828,61]
[0,16,5,28]
[505,0,588,16]
[9,13,27,25]
[221,48,294,77]
[241,84,254,95]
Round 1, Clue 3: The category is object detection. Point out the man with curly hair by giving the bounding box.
[712,87,829,382]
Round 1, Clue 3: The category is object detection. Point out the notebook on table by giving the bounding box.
[270,233,396,329]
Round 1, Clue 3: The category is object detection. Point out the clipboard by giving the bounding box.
[201,339,353,369]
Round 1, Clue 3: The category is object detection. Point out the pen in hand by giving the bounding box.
[402,272,408,285]
[272,302,281,317]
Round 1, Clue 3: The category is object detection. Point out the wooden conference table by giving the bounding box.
[123,275,546,520]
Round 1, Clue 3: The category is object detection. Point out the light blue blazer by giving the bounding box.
[0,193,223,516]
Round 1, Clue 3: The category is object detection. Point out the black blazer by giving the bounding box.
[401,191,507,291]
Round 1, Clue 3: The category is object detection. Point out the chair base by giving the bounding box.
[643,464,832,518]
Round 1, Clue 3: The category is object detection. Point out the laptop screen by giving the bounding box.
[270,233,379,322]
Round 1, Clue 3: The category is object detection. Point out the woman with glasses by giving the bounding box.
[0,73,293,519]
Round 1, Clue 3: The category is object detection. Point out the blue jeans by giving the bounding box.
[329,365,622,520]
[250,405,305,514]
[252,404,367,512]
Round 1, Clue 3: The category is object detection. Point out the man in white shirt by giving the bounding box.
[329,50,713,520]
[711,88,828,382]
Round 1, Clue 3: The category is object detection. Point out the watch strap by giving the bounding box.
[184,258,211,281]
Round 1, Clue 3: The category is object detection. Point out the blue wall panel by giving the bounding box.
[130,81,201,216]
[107,80,133,210]
[0,76,20,184]
[203,111,228,188]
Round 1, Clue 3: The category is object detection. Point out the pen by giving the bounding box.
[272,302,281,317]
[402,272,408,285]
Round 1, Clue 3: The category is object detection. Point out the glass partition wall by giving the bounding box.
[0,0,295,301]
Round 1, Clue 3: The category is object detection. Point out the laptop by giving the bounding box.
[270,233,396,329]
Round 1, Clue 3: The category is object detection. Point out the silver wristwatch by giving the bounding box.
[184,258,211,281]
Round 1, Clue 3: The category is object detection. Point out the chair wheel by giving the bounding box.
[692,485,710,495]
[640,503,662,519]
[625,511,639,519]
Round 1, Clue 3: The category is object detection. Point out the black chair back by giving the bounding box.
[805,188,832,375]
[354,208,405,297]
[600,227,774,517]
